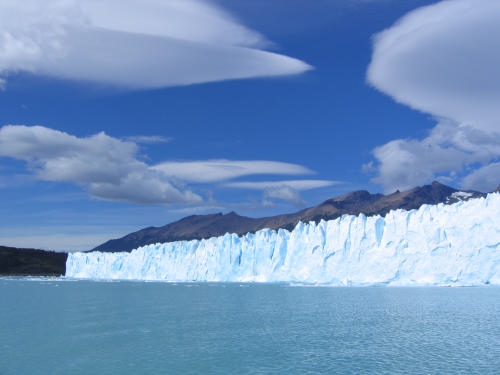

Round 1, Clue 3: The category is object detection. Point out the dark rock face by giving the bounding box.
[0,246,68,276]
[93,181,486,253]
[93,212,264,253]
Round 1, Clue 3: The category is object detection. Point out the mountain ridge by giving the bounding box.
[93,181,485,253]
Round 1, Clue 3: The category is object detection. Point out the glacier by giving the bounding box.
[66,193,500,286]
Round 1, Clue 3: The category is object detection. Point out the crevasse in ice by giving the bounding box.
[66,193,500,285]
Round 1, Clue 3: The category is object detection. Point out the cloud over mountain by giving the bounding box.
[225,180,339,206]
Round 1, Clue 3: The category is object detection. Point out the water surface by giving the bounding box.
[1,278,499,374]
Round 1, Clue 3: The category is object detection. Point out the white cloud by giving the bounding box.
[367,121,500,193]
[461,162,500,192]
[0,125,138,184]
[225,180,337,191]
[0,0,311,89]
[367,0,500,133]
[88,171,203,205]
[0,125,202,205]
[264,186,305,207]
[82,0,265,47]
[0,125,324,205]
[366,0,500,192]
[153,160,314,183]
[224,179,339,206]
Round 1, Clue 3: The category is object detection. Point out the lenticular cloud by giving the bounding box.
[0,0,311,89]
[367,0,500,133]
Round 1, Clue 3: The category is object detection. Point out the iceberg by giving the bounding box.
[66,194,500,285]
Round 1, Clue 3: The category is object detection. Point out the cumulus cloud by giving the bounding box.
[224,180,339,206]
[0,125,322,205]
[153,160,314,183]
[366,0,500,192]
[366,121,500,193]
[0,125,202,204]
[0,0,311,89]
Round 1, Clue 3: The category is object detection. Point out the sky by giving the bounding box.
[0,0,499,251]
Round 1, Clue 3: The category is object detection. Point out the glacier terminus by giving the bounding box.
[66,193,500,286]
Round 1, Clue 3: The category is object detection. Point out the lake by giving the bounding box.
[1,278,499,374]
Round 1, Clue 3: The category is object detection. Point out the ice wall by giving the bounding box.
[66,194,500,285]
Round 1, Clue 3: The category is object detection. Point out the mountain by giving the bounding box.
[0,246,67,276]
[93,181,485,253]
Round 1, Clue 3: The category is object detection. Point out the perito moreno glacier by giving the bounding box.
[66,193,500,286]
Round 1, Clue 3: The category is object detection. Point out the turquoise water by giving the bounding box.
[1,279,500,374]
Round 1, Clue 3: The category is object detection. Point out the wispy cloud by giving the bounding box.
[0,173,34,188]
[224,180,340,206]
[153,160,314,183]
[124,135,172,144]
[225,180,338,190]
[0,0,311,89]
[365,0,500,192]
[461,162,500,192]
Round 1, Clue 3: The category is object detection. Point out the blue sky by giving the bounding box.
[1,0,499,251]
